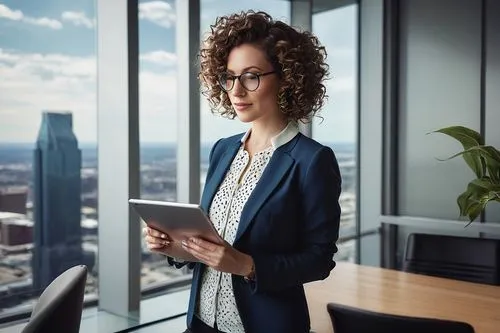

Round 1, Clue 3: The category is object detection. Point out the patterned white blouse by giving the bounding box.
[196,121,299,333]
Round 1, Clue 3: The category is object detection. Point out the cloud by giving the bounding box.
[61,11,95,29]
[0,49,96,142]
[23,16,63,29]
[139,1,175,28]
[138,70,178,142]
[140,51,176,67]
[0,4,62,29]
[0,48,178,143]
[0,4,22,20]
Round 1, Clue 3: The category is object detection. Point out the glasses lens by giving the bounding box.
[240,73,259,91]
[218,73,233,91]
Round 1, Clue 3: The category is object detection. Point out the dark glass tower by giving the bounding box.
[32,112,83,291]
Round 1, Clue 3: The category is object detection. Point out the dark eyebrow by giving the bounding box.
[226,66,263,74]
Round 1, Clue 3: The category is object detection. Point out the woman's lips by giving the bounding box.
[234,103,252,111]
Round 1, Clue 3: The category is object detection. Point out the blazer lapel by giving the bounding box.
[200,140,240,213]
[235,149,294,242]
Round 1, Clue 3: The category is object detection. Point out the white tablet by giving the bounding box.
[129,199,223,261]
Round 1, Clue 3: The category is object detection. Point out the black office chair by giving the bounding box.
[21,265,88,333]
[403,233,500,285]
[327,303,475,333]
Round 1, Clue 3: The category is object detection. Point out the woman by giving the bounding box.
[144,10,342,333]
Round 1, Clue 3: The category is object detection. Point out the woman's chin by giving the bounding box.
[235,113,255,123]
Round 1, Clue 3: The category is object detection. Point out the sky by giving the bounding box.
[0,0,357,145]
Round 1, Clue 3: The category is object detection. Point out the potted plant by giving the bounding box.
[431,126,500,225]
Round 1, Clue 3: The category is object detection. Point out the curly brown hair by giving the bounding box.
[198,10,329,122]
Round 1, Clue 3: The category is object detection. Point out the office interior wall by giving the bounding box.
[393,0,500,266]
[484,0,500,224]
[397,0,482,220]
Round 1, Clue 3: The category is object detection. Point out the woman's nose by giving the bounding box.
[231,79,246,96]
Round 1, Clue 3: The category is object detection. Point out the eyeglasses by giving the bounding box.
[218,71,276,92]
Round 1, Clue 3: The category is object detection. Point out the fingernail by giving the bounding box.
[161,234,166,239]
[181,240,187,247]
[164,240,170,246]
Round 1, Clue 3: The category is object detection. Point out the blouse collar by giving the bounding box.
[240,121,299,149]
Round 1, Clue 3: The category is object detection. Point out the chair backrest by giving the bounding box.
[21,265,87,333]
[403,233,500,285]
[327,303,475,333]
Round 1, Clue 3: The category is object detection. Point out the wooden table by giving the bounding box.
[305,262,500,333]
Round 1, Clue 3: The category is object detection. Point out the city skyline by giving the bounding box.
[0,0,357,145]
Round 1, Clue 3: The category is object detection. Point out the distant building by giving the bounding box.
[32,112,84,291]
[0,188,28,215]
[0,211,33,247]
[0,219,33,246]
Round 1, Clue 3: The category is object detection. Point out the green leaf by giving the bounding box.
[463,152,485,178]
[457,190,473,216]
[441,146,500,162]
[466,201,484,226]
[431,126,485,178]
[437,148,485,178]
[484,191,500,203]
[439,145,500,180]
[459,178,500,225]
[480,146,500,182]
[431,126,484,147]
[468,177,500,192]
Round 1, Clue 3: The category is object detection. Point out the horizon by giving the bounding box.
[0,140,357,147]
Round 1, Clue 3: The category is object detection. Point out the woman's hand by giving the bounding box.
[143,226,172,255]
[181,237,254,277]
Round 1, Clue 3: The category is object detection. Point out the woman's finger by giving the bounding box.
[148,227,169,240]
[146,227,166,239]
[146,235,170,246]
[182,239,206,253]
[189,238,218,252]
[182,241,213,263]
[147,242,165,249]
[146,235,160,243]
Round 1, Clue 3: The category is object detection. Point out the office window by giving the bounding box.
[138,0,183,290]
[312,4,358,262]
[199,0,290,189]
[0,0,97,318]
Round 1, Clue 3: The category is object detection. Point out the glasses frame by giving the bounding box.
[218,70,277,92]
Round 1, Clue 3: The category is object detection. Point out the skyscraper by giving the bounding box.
[32,112,83,291]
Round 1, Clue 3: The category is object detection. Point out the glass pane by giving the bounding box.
[200,0,291,190]
[336,239,356,263]
[312,5,358,243]
[138,0,185,291]
[0,0,97,317]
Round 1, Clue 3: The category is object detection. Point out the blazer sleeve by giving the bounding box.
[165,138,223,269]
[250,146,342,293]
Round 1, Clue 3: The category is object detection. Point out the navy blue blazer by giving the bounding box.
[173,132,341,333]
